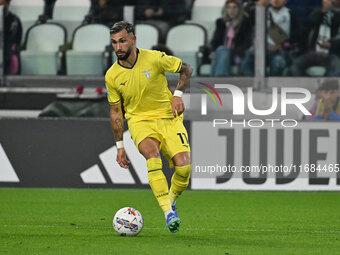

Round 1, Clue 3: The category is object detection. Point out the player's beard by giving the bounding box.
[116,46,132,60]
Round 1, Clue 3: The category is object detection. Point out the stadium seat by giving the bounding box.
[66,24,111,75]
[185,0,224,42]
[198,63,211,76]
[20,23,67,75]
[306,66,327,77]
[198,64,241,76]
[9,0,45,43]
[135,24,159,50]
[52,0,91,43]
[166,24,207,76]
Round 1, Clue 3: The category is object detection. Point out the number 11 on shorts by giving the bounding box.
[177,133,189,147]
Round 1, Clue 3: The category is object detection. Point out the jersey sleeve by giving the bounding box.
[157,51,182,73]
[105,75,121,105]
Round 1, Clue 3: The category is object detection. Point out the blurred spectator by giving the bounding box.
[135,0,189,43]
[1,0,22,75]
[243,0,269,22]
[241,0,301,76]
[313,79,340,120]
[286,0,321,25]
[243,0,320,23]
[285,0,322,52]
[242,0,256,20]
[210,0,253,76]
[310,0,340,54]
[288,0,340,76]
[89,0,124,27]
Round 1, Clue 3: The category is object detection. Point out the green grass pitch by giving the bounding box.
[0,188,339,255]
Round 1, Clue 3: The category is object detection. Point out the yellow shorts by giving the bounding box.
[128,116,190,166]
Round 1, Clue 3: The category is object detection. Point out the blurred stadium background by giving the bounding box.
[0,0,340,254]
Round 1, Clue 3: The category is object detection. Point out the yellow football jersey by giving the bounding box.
[105,48,182,122]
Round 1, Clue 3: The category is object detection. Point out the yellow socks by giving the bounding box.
[169,165,191,204]
[147,158,172,212]
[147,159,191,212]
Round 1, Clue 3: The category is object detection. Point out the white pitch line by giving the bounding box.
[1,225,339,234]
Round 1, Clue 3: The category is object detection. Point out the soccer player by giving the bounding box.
[106,21,193,233]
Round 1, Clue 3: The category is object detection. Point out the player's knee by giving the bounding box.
[138,138,161,160]
[173,152,191,166]
[144,151,161,160]
[175,165,191,180]
[173,165,191,189]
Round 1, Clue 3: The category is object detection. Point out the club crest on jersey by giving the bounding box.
[141,68,152,78]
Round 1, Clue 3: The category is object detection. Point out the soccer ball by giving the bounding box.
[113,207,144,236]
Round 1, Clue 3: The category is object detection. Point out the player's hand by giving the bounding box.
[116,148,130,169]
[172,96,185,117]
[317,41,331,49]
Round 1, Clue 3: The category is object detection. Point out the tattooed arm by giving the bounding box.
[172,62,193,117]
[110,102,130,168]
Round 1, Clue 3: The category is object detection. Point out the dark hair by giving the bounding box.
[319,79,339,91]
[110,21,134,35]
